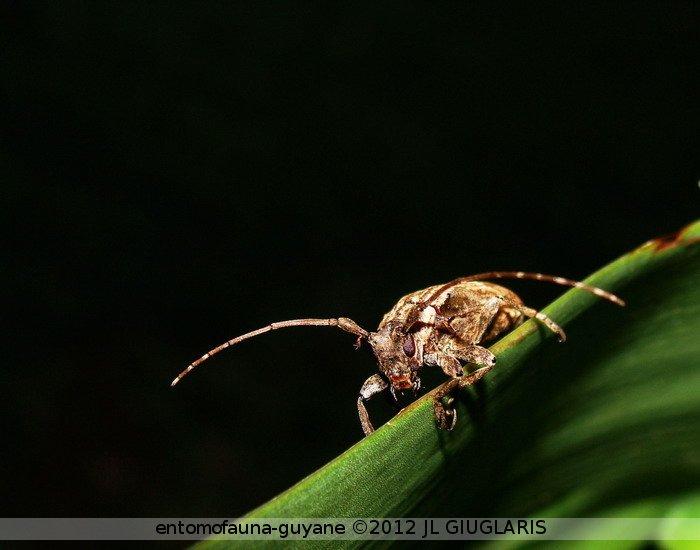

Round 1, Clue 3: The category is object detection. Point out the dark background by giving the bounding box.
[2,0,698,525]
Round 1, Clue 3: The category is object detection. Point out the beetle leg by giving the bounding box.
[439,341,497,369]
[357,374,389,436]
[503,302,567,342]
[434,394,458,431]
[432,365,494,431]
[433,353,464,378]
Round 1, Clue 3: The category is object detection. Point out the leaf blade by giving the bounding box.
[196,220,700,547]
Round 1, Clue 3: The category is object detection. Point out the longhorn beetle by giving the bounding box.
[171,272,624,436]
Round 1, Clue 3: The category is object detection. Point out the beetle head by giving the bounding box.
[368,323,421,391]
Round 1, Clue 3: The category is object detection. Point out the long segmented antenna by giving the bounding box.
[171,317,368,386]
[423,271,625,307]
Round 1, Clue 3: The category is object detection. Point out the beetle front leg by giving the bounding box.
[357,374,389,436]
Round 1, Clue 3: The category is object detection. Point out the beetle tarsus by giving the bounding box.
[434,396,457,431]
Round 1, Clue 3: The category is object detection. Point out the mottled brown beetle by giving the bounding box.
[172,272,624,436]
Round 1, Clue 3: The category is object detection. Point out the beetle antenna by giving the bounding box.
[426,272,625,307]
[171,317,368,386]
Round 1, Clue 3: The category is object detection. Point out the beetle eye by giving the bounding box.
[403,333,416,357]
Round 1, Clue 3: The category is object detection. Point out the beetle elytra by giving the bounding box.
[171,272,624,436]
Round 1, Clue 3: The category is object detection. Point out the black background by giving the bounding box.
[3,1,698,525]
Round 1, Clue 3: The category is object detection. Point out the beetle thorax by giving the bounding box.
[368,322,422,390]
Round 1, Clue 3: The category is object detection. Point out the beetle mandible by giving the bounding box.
[171,272,624,435]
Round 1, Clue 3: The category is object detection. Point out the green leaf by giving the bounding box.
[196,220,700,547]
